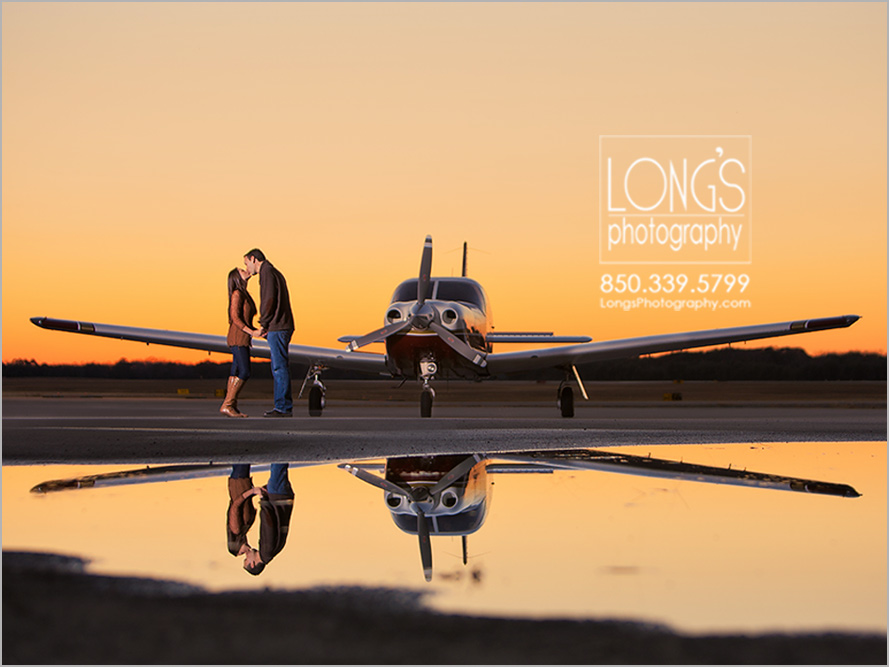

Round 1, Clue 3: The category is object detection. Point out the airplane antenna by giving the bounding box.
[462,242,468,277]
[462,535,468,565]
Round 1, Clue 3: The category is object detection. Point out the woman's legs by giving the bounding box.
[221,347,251,417]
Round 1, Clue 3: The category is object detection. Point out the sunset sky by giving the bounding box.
[3,2,886,365]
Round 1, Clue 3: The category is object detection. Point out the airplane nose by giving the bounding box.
[410,303,435,328]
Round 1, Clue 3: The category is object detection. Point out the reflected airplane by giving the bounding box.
[344,448,860,581]
[31,448,861,582]
[31,236,859,417]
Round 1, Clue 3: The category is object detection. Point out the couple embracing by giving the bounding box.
[220,249,294,418]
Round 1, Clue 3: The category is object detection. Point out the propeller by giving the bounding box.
[428,321,487,367]
[339,455,483,581]
[428,454,483,495]
[416,508,433,582]
[340,463,411,498]
[417,235,433,306]
[344,235,487,368]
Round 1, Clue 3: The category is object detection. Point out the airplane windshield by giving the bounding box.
[391,279,486,309]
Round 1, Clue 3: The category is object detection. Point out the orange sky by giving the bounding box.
[3,3,886,365]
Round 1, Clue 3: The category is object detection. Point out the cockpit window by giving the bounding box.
[435,280,485,308]
[391,280,419,303]
[391,279,486,309]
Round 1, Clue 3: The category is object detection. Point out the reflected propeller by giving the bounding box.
[339,455,482,581]
[345,236,487,368]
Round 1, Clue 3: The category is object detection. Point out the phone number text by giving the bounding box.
[600,273,749,295]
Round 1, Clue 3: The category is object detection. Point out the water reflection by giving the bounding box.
[341,449,861,582]
[6,443,885,633]
[27,447,862,583]
[227,464,294,575]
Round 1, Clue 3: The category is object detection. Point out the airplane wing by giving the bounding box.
[30,317,389,374]
[485,315,860,375]
[492,449,861,497]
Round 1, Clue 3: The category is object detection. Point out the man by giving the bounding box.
[244,248,295,417]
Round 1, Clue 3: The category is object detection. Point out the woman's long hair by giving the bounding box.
[227,269,256,324]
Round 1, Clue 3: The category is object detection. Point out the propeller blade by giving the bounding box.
[428,322,487,367]
[416,508,433,582]
[429,454,484,496]
[344,320,411,351]
[417,235,433,306]
[339,464,411,498]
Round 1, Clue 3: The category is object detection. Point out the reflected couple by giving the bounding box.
[226,464,294,575]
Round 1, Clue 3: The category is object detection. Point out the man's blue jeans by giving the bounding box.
[230,464,291,494]
[267,329,293,412]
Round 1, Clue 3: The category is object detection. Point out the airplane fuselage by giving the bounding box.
[383,277,491,380]
[384,455,490,536]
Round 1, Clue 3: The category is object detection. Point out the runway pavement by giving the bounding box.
[3,384,885,464]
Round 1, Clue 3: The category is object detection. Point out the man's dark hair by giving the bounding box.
[244,248,266,263]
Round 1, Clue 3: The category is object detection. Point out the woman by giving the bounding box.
[220,268,259,417]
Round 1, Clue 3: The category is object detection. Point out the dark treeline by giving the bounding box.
[574,347,887,382]
[4,348,886,381]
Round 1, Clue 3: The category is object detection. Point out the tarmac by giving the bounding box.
[2,379,886,464]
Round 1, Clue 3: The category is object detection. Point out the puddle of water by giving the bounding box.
[2,442,885,634]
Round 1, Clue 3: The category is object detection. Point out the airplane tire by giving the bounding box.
[308,385,324,417]
[559,386,575,418]
[420,390,433,418]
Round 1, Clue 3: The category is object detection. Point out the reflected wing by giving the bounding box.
[485,315,860,375]
[493,449,861,497]
[29,462,327,493]
[30,317,389,374]
[31,464,250,493]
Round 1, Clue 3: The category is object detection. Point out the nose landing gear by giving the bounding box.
[419,356,438,418]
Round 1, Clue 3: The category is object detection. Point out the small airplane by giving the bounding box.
[31,448,862,582]
[31,235,860,418]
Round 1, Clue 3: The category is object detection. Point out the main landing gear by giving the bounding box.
[299,365,327,417]
[558,365,589,418]
[558,383,575,418]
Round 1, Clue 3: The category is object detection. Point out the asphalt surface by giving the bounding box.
[3,381,886,464]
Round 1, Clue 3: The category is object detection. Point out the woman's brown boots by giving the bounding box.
[220,376,248,417]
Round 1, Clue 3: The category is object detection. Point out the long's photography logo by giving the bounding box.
[599,136,752,264]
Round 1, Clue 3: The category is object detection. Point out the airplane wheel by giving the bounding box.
[420,389,433,418]
[308,385,324,417]
[559,386,575,418]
